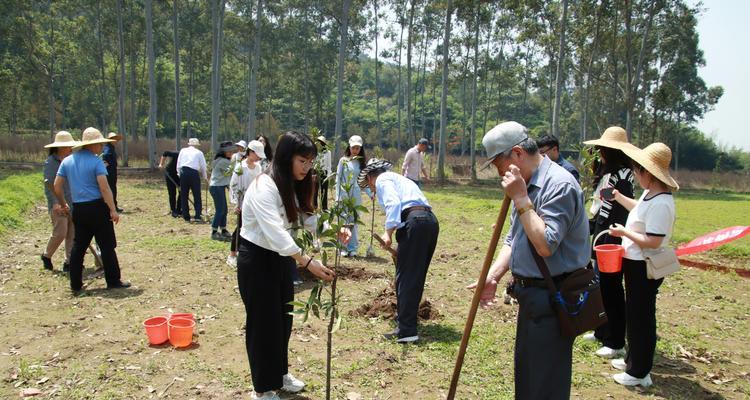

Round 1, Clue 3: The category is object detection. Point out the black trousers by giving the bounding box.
[69,200,121,291]
[165,173,181,215]
[594,270,626,349]
[237,238,293,393]
[320,171,329,210]
[106,168,118,207]
[230,213,242,252]
[623,258,663,378]
[180,167,202,220]
[513,284,574,400]
[394,209,439,337]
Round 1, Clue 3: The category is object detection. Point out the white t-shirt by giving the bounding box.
[229,160,263,205]
[622,190,676,260]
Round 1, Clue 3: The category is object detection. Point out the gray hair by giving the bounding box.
[497,137,538,159]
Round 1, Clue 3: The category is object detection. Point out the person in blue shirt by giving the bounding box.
[536,134,580,182]
[55,127,130,294]
[102,132,123,212]
[358,159,439,343]
[335,135,370,257]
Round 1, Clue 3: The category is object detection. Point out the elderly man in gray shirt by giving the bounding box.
[469,121,589,399]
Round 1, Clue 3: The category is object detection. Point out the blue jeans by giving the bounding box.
[210,185,228,229]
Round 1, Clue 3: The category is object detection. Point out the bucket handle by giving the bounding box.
[592,229,611,252]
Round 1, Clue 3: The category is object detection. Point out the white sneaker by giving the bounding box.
[581,332,597,342]
[613,372,652,387]
[251,391,280,400]
[396,335,419,343]
[611,358,627,371]
[226,255,237,268]
[281,373,305,393]
[596,346,626,359]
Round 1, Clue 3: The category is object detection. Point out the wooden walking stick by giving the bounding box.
[447,195,512,399]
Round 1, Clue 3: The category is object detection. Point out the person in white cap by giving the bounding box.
[469,121,589,399]
[226,140,266,267]
[54,127,130,293]
[176,138,208,222]
[41,131,78,272]
[231,140,247,164]
[335,135,370,257]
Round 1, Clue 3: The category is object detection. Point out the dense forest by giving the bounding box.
[0,0,745,174]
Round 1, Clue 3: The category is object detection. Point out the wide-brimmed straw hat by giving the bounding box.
[621,142,680,191]
[74,127,114,149]
[583,126,630,150]
[45,131,79,148]
[316,135,327,145]
[107,132,122,141]
[357,158,392,188]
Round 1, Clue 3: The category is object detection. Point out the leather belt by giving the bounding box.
[513,272,570,289]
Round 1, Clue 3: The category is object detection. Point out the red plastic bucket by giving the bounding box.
[169,313,194,321]
[143,316,168,345]
[168,318,195,348]
[594,244,624,273]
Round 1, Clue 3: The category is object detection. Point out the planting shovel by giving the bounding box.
[447,196,511,400]
[371,232,397,267]
[365,197,376,257]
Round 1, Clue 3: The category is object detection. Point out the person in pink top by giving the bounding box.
[401,138,430,187]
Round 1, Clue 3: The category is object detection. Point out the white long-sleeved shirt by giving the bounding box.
[240,174,317,256]
[176,146,208,180]
[317,150,332,174]
[401,146,425,181]
[229,160,263,205]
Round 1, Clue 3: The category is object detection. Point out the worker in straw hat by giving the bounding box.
[41,131,79,272]
[358,158,439,343]
[102,132,123,212]
[606,142,678,388]
[579,126,636,360]
[54,127,130,293]
[176,138,208,222]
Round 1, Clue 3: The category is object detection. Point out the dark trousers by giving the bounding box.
[594,270,626,349]
[69,200,121,291]
[237,238,293,393]
[165,173,181,215]
[180,167,202,220]
[231,213,242,252]
[623,258,663,378]
[106,168,118,207]
[513,284,574,400]
[320,171,329,210]
[394,209,439,337]
[209,185,228,229]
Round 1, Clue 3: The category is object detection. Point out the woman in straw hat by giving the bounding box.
[607,142,679,388]
[581,127,635,360]
[54,127,130,293]
[41,131,79,272]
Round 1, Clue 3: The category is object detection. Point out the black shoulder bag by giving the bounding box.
[528,239,608,337]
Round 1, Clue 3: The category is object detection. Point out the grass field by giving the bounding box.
[0,173,748,399]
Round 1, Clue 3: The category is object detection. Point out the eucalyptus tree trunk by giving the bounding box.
[96,2,108,130]
[333,0,351,161]
[396,20,404,151]
[172,0,182,150]
[552,0,568,139]
[625,0,657,139]
[247,0,263,141]
[128,1,138,142]
[47,0,55,140]
[436,0,452,183]
[211,0,226,153]
[469,3,480,182]
[116,0,128,165]
[373,0,382,146]
[405,0,416,146]
[146,0,157,169]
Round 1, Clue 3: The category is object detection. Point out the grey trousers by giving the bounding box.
[513,284,574,400]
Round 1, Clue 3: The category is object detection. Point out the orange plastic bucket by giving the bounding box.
[169,313,194,321]
[143,316,168,345]
[168,318,195,348]
[594,244,624,273]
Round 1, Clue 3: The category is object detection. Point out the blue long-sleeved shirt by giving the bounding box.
[375,171,430,230]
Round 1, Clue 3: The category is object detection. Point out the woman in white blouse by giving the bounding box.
[238,131,344,400]
[608,142,678,388]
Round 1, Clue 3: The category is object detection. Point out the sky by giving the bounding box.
[694,0,750,151]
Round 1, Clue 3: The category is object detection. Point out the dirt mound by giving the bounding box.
[349,286,440,320]
[299,264,387,281]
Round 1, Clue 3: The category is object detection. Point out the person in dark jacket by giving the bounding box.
[582,126,635,359]
[159,150,182,217]
[102,132,123,212]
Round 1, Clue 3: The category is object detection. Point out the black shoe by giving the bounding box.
[221,229,232,238]
[107,281,132,289]
[63,262,70,273]
[116,207,124,213]
[41,255,54,270]
[383,329,419,343]
[211,231,223,241]
[192,217,203,223]
[171,212,180,218]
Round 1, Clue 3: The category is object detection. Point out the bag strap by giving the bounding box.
[527,238,558,295]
